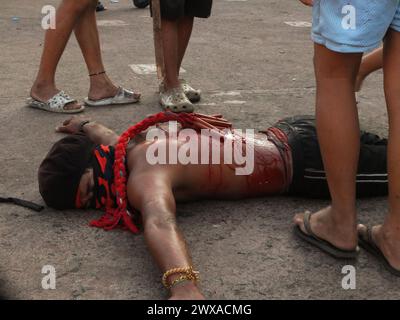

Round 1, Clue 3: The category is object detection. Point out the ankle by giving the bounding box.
[329,205,357,224]
[382,219,400,238]
[163,78,180,91]
[319,206,358,243]
[90,73,107,86]
[89,75,117,92]
[32,79,55,92]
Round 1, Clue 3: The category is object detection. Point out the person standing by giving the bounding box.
[154,0,213,112]
[294,0,400,276]
[29,0,141,113]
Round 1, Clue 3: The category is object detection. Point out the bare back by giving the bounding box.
[126,130,289,205]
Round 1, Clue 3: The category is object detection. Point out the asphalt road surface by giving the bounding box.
[0,0,399,299]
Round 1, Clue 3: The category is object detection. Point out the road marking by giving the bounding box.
[97,20,129,27]
[223,100,247,105]
[284,21,312,28]
[211,91,242,97]
[210,88,315,95]
[198,102,217,106]
[130,64,186,75]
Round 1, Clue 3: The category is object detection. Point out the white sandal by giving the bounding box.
[84,87,141,107]
[159,80,202,103]
[27,91,84,114]
[159,87,194,113]
[180,79,201,103]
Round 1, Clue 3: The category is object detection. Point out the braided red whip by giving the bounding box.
[89,111,232,234]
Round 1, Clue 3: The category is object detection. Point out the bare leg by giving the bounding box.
[73,4,140,101]
[356,47,383,92]
[161,19,180,90]
[30,0,94,110]
[358,30,400,270]
[294,44,362,250]
[177,16,194,74]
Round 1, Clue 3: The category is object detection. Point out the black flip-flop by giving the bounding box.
[358,226,400,277]
[294,211,359,259]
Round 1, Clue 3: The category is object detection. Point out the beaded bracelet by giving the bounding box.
[162,266,200,290]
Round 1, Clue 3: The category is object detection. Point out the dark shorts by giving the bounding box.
[152,0,213,20]
[272,115,388,199]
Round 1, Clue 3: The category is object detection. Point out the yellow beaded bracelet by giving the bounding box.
[162,266,200,289]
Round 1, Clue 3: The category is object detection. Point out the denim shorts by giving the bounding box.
[312,0,400,53]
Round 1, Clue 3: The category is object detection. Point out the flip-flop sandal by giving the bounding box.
[27,91,84,114]
[294,211,359,259]
[358,226,400,277]
[84,87,140,107]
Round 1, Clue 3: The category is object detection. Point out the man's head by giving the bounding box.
[38,134,96,210]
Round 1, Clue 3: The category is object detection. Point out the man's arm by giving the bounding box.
[56,116,119,146]
[127,170,204,299]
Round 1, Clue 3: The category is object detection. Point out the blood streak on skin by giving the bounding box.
[204,131,287,195]
[164,126,288,196]
[244,134,286,194]
[206,135,224,190]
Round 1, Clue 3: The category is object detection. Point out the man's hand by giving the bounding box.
[56,116,91,134]
[299,0,313,6]
[56,116,119,146]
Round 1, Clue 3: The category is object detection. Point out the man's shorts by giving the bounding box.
[153,0,213,20]
[312,0,400,53]
[272,116,388,199]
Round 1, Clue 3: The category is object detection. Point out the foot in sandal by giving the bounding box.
[159,87,194,113]
[84,87,141,107]
[85,72,141,106]
[28,90,84,114]
[29,85,83,113]
[358,224,400,276]
[293,206,359,259]
[160,80,201,103]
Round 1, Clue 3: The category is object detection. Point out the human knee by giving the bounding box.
[314,48,361,80]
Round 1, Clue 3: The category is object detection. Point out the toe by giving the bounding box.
[293,213,305,230]
[371,225,383,244]
[64,102,82,111]
[357,224,368,240]
[357,224,367,233]
[293,211,313,234]
[293,213,303,225]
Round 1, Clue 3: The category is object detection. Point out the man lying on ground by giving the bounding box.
[38,113,389,299]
